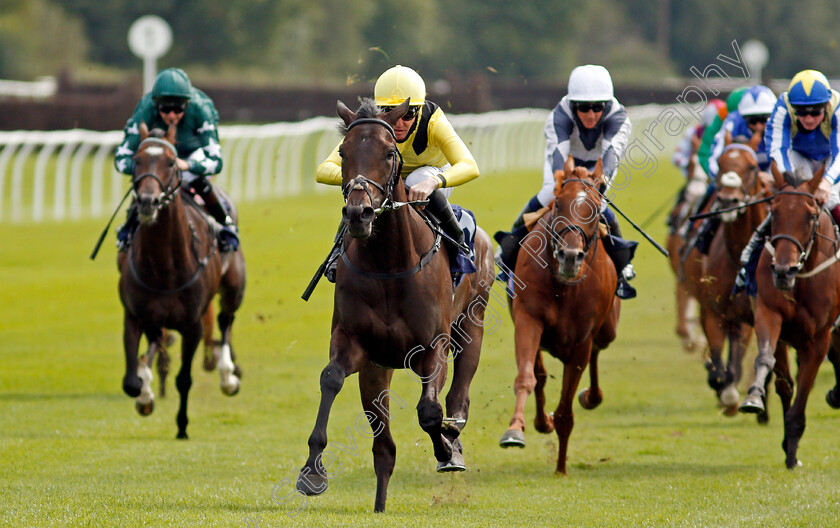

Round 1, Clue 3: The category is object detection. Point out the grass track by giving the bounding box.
[3,164,840,527]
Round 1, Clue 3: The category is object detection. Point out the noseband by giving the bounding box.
[132,137,182,210]
[764,190,820,273]
[341,118,404,214]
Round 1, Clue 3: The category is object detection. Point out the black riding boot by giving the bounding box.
[427,190,466,249]
[194,179,239,252]
[116,202,139,252]
[603,208,637,299]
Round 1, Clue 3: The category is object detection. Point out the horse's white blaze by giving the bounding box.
[218,343,238,394]
[137,361,154,405]
[144,145,165,157]
[720,171,742,188]
[720,384,740,407]
[721,210,739,223]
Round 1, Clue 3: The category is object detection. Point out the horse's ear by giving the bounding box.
[592,158,603,180]
[165,123,177,145]
[807,162,827,193]
[337,100,357,127]
[553,169,564,195]
[381,98,411,128]
[563,156,575,176]
[770,160,785,189]
[724,129,733,147]
[139,122,149,141]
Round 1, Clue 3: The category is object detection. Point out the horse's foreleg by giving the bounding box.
[740,303,783,413]
[359,364,397,513]
[719,323,749,415]
[532,351,554,433]
[298,333,362,497]
[782,334,827,469]
[175,323,202,439]
[500,315,544,448]
[122,314,143,398]
[553,342,590,475]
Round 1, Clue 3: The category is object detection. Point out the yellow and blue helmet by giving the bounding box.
[788,70,832,106]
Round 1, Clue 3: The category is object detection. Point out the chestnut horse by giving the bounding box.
[297,99,494,512]
[739,166,840,468]
[498,158,620,475]
[118,123,246,438]
[682,142,768,415]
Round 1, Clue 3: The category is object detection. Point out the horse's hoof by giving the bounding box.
[221,376,240,396]
[176,432,189,440]
[826,388,840,409]
[499,428,526,448]
[122,376,142,398]
[297,470,329,496]
[756,410,769,425]
[437,449,466,472]
[135,399,155,416]
[719,385,740,407]
[738,393,765,414]
[578,388,602,410]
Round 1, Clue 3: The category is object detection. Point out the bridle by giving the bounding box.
[549,177,602,283]
[132,137,182,211]
[338,117,442,280]
[764,189,822,276]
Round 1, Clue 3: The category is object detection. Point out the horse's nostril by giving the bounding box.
[361,207,375,223]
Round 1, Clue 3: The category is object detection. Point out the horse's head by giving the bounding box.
[132,122,180,224]
[715,142,762,223]
[336,98,407,239]
[549,158,605,279]
[767,164,824,290]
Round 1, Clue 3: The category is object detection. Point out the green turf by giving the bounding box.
[3,164,840,528]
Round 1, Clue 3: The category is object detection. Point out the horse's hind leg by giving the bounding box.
[175,322,203,439]
[720,323,750,416]
[136,328,164,416]
[533,351,554,433]
[217,256,246,395]
[825,331,840,408]
[201,305,218,372]
[443,313,483,459]
[359,364,398,513]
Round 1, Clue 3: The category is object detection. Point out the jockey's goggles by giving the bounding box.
[746,114,770,125]
[793,105,825,117]
[573,102,606,113]
[381,105,419,121]
[158,102,187,115]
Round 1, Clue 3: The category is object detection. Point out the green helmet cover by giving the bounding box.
[151,68,192,101]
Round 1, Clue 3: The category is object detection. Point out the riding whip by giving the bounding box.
[89,186,133,260]
[600,192,670,257]
[302,224,347,301]
[688,196,773,222]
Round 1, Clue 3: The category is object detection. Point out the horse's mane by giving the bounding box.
[339,98,382,136]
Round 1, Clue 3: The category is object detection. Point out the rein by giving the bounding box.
[340,117,442,280]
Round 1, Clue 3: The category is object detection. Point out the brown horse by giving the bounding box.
[118,123,246,439]
[297,99,494,512]
[682,142,768,415]
[498,158,620,475]
[739,165,840,468]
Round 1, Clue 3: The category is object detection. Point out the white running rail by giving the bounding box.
[0,105,678,223]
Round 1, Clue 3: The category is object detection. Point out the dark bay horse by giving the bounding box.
[297,99,494,512]
[739,166,840,468]
[118,123,246,438]
[682,142,768,415]
[498,158,620,475]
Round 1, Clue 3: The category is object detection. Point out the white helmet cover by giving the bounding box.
[568,65,614,102]
[738,85,776,116]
